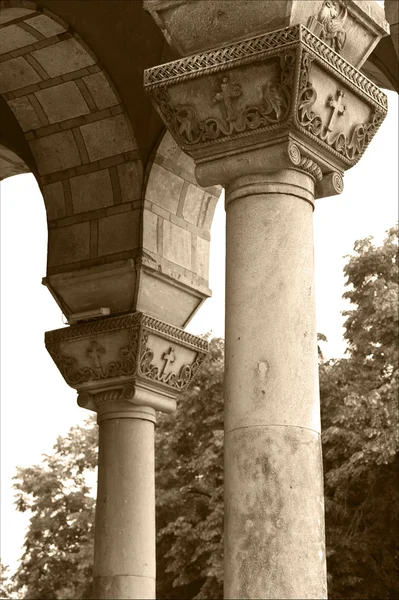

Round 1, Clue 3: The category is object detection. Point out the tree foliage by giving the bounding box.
[320,225,398,599]
[9,226,398,600]
[155,337,224,600]
[12,421,97,599]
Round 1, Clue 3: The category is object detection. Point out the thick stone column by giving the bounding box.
[145,6,388,597]
[224,170,325,599]
[45,312,208,599]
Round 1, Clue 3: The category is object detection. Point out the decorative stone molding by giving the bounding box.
[145,23,387,195]
[45,312,208,414]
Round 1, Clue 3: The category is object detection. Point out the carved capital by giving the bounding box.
[45,313,208,415]
[144,24,387,197]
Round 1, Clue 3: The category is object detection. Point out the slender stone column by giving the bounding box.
[224,170,325,599]
[93,406,156,599]
[45,312,208,600]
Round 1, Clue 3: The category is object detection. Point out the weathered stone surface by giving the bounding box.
[225,426,326,600]
[0,7,35,26]
[25,14,66,37]
[8,96,42,131]
[117,160,142,203]
[31,38,95,77]
[98,211,140,256]
[48,221,90,267]
[29,130,82,175]
[70,169,113,214]
[222,170,322,598]
[142,209,158,254]
[42,181,66,221]
[146,162,183,214]
[94,417,156,600]
[182,183,204,225]
[80,114,135,162]
[83,71,119,110]
[35,81,90,123]
[162,219,191,270]
[0,24,38,54]
[195,236,209,280]
[0,56,41,94]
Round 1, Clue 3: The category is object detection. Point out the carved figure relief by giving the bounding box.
[297,51,384,164]
[213,77,242,122]
[152,51,296,147]
[308,0,348,54]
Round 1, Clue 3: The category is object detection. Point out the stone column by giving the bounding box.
[93,405,156,599]
[224,169,325,599]
[45,312,208,600]
[145,10,388,598]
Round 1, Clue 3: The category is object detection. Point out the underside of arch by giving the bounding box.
[0,1,143,319]
[0,2,223,327]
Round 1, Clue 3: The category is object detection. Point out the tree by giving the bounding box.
[155,337,224,600]
[12,420,97,600]
[320,225,399,599]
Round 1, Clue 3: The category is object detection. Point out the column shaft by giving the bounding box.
[93,411,156,600]
[224,170,327,599]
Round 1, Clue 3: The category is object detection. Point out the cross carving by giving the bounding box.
[87,340,106,371]
[162,347,176,376]
[326,89,346,132]
[213,76,242,122]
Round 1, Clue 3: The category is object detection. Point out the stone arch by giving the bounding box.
[0,1,142,313]
[140,130,222,327]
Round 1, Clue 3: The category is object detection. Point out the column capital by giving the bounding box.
[144,23,387,197]
[45,312,208,418]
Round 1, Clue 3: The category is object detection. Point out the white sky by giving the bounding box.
[0,84,397,575]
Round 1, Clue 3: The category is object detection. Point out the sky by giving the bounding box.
[1,96,398,578]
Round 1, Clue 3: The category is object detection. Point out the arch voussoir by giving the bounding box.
[0,1,142,286]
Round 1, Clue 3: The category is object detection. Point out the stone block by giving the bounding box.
[0,56,41,93]
[142,209,158,254]
[48,221,90,267]
[146,162,183,214]
[156,131,178,161]
[98,210,140,256]
[25,14,66,37]
[82,72,118,110]
[0,24,38,54]
[8,95,41,131]
[117,160,142,203]
[176,149,195,172]
[182,183,204,225]
[30,130,82,175]
[0,7,35,25]
[31,38,95,78]
[42,181,66,220]
[162,220,191,270]
[35,81,90,123]
[70,169,113,214]
[195,236,210,279]
[80,114,134,163]
[202,195,219,231]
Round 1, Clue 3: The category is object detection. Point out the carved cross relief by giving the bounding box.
[87,340,106,372]
[326,89,347,132]
[161,347,176,376]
